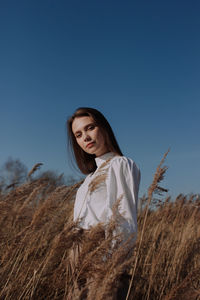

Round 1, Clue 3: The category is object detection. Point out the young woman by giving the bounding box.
[67,107,141,244]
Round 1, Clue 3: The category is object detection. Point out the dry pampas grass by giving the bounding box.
[0,151,200,299]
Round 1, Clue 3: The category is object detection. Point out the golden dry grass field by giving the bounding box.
[0,153,200,300]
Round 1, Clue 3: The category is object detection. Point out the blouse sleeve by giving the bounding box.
[106,156,141,243]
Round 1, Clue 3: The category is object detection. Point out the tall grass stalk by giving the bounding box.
[0,152,199,299]
[126,150,169,300]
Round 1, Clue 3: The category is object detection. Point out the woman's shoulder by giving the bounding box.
[109,154,141,182]
[110,155,138,168]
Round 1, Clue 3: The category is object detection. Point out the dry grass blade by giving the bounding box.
[164,267,200,300]
[6,182,18,189]
[1,150,200,300]
[126,149,170,300]
[27,163,43,178]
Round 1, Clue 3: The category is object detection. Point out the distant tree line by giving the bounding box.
[0,157,78,194]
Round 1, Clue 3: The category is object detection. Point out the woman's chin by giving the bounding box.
[85,148,96,155]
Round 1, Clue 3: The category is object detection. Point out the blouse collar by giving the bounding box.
[95,152,116,168]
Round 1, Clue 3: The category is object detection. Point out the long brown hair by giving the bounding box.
[67,107,123,174]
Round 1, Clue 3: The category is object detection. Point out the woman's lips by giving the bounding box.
[86,142,95,148]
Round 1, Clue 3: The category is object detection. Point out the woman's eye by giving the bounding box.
[88,125,95,130]
[76,133,81,138]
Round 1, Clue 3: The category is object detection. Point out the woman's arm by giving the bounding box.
[106,156,141,243]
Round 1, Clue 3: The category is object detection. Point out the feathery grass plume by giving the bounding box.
[6,182,19,190]
[126,149,170,300]
[88,156,113,194]
[27,163,43,179]
[0,179,83,299]
[66,199,136,300]
[122,195,199,300]
[1,153,200,299]
[164,267,200,300]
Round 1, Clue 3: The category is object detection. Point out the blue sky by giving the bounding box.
[0,0,200,197]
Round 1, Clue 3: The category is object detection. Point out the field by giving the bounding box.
[0,153,200,300]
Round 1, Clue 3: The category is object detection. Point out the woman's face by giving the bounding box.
[72,116,109,157]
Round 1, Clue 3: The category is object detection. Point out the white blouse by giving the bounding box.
[73,152,141,241]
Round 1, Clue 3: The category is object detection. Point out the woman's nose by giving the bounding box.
[83,133,91,141]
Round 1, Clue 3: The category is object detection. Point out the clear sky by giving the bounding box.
[0,0,200,198]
